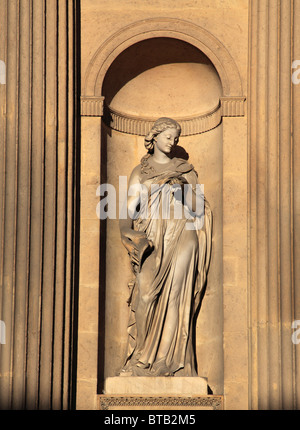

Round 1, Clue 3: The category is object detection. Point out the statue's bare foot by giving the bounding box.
[151,358,174,376]
[118,369,133,377]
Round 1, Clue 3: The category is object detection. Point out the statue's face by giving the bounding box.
[154,127,180,154]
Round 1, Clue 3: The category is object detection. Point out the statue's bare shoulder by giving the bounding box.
[129,164,142,186]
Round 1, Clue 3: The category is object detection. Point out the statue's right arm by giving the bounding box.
[119,165,149,262]
[119,165,145,239]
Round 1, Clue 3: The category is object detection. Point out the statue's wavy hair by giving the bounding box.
[141,117,181,173]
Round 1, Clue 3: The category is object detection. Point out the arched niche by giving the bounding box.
[83,17,243,98]
[98,36,224,396]
[102,37,221,117]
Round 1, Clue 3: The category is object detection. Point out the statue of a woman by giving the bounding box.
[119,117,212,377]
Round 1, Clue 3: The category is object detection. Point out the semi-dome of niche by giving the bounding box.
[102,37,222,125]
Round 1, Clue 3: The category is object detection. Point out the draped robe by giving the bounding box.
[121,156,212,377]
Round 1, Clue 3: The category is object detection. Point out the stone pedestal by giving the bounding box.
[104,377,208,395]
[98,377,223,410]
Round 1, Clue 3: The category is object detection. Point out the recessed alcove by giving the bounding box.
[102,37,222,118]
[98,36,224,396]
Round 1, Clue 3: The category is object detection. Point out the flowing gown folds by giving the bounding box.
[122,157,212,377]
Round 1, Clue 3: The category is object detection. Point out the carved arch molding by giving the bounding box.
[81,18,246,136]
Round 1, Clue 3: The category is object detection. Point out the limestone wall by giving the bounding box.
[0,0,299,411]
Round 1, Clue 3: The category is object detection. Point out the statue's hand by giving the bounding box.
[169,176,189,203]
[169,175,188,186]
[121,230,153,266]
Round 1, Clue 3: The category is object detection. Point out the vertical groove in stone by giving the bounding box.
[267,0,281,410]
[26,0,45,410]
[279,0,294,410]
[0,0,7,362]
[12,0,32,410]
[38,0,58,411]
[0,0,19,410]
[256,0,269,410]
[62,0,75,410]
[293,0,300,412]
[69,0,80,411]
[248,0,258,410]
[52,0,68,410]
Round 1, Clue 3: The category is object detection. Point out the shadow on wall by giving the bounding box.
[102,37,213,107]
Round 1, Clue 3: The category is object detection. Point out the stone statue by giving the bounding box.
[119,117,212,377]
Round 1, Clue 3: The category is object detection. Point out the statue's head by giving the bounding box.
[144,117,181,154]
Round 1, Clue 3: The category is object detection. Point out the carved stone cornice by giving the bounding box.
[103,103,222,136]
[81,96,105,117]
[220,96,246,116]
[81,96,246,135]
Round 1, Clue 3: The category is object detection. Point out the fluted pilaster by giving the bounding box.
[0,0,79,410]
[293,0,300,412]
[249,0,300,410]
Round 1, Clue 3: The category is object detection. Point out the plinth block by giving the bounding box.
[99,377,223,410]
[104,376,208,395]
